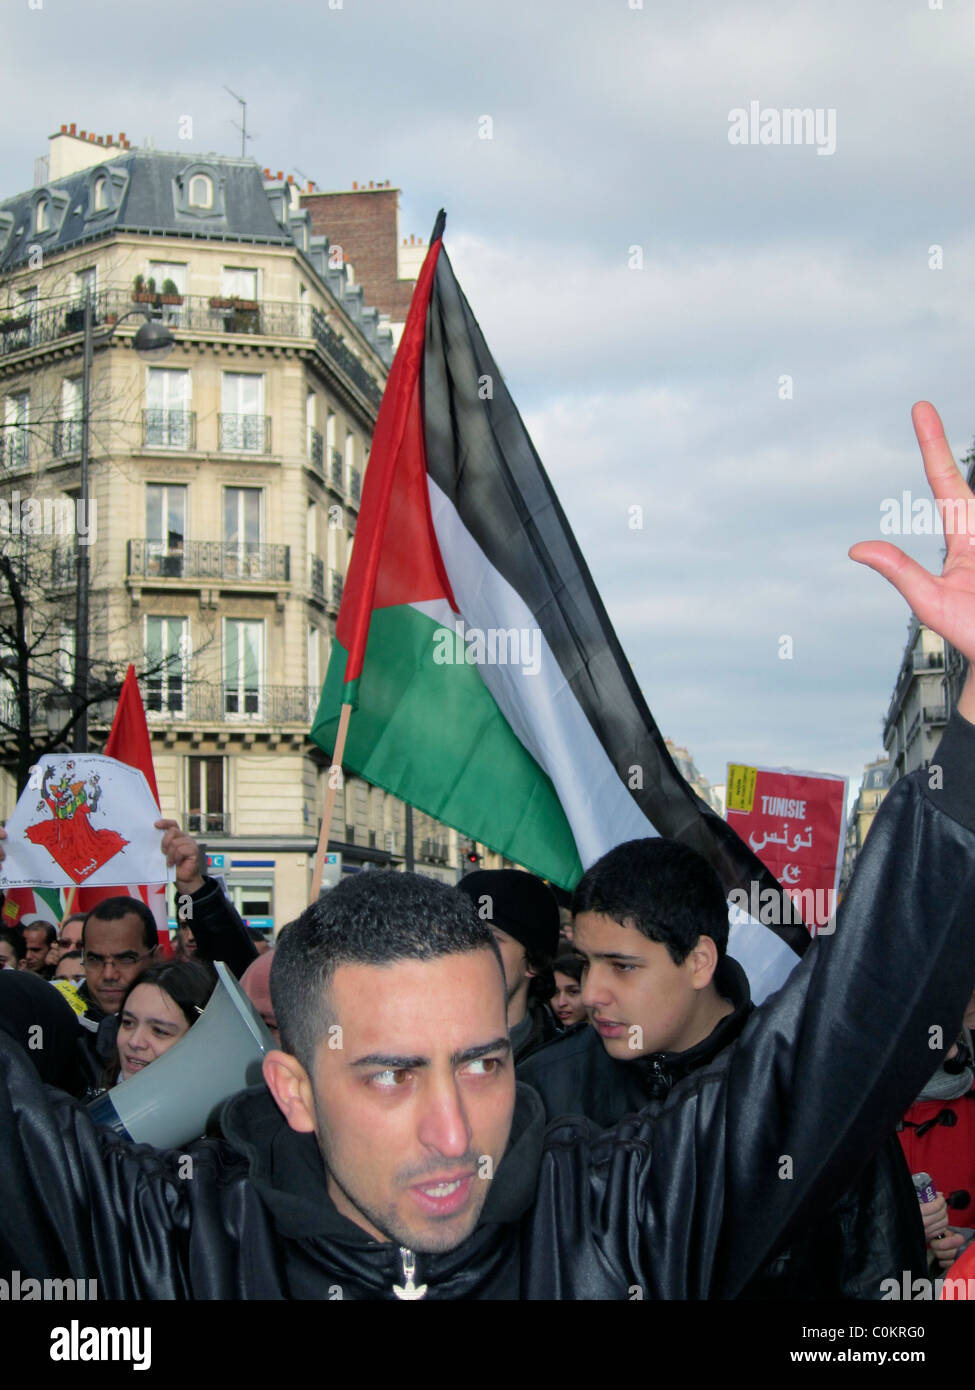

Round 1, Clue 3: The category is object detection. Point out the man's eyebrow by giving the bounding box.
[350,1037,512,1069]
[575,951,645,963]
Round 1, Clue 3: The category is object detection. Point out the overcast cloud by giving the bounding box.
[2,0,972,797]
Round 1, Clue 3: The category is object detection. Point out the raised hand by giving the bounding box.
[850,402,975,721]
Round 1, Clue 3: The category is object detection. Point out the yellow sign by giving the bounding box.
[726,763,758,813]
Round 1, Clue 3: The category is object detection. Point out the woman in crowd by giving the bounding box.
[102,959,215,1089]
[548,954,587,1030]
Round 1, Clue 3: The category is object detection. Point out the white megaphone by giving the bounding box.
[87,961,275,1148]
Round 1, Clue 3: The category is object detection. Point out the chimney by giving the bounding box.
[79,129,87,139]
[368,180,374,189]
[60,123,67,133]
[277,170,283,181]
[287,173,294,184]
[308,180,315,192]
[352,180,358,190]
[69,122,76,135]
[119,132,126,143]
[106,134,113,146]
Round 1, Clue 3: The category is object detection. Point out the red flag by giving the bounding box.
[71,666,172,956]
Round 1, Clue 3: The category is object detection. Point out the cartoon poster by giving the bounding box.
[0,754,173,890]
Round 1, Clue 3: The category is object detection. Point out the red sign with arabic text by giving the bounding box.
[725,764,847,931]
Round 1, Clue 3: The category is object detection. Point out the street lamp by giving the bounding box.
[74,294,175,753]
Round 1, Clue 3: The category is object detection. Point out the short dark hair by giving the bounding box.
[20,920,56,946]
[572,838,729,964]
[271,871,504,1073]
[83,897,158,952]
[0,925,25,962]
[59,913,86,937]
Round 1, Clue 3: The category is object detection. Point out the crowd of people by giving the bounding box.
[0,407,975,1300]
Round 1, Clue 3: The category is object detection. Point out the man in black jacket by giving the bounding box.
[0,400,974,1299]
[517,838,926,1296]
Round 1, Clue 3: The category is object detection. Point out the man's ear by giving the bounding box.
[688,935,720,990]
[263,1049,317,1133]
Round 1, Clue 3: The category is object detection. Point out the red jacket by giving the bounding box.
[898,1088,975,1227]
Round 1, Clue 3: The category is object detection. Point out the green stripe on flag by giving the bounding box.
[312,604,582,887]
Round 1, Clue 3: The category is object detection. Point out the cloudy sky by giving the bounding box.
[3,0,973,798]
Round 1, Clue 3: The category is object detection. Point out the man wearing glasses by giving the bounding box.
[75,897,161,1091]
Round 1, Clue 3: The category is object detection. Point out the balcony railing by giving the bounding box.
[219,413,271,454]
[349,468,361,504]
[308,427,323,471]
[330,570,344,608]
[128,539,290,582]
[330,449,344,490]
[143,681,319,723]
[187,812,232,835]
[53,418,82,457]
[0,433,28,470]
[309,555,325,600]
[420,837,450,863]
[142,409,197,450]
[0,288,385,412]
[923,705,948,724]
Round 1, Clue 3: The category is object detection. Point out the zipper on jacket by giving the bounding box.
[392,1246,428,1300]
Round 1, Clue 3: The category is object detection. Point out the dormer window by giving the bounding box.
[188,174,213,209]
[92,176,107,212]
[35,199,50,233]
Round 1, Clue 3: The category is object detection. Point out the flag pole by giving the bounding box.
[309,701,353,905]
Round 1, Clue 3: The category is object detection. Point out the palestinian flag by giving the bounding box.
[311,211,806,993]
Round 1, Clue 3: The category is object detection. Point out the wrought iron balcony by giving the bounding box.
[219,413,271,454]
[349,468,361,503]
[330,449,344,490]
[308,427,323,471]
[187,812,232,835]
[0,433,28,470]
[0,288,385,414]
[309,554,325,600]
[142,409,197,450]
[53,418,83,457]
[143,680,320,724]
[330,570,344,609]
[128,539,290,582]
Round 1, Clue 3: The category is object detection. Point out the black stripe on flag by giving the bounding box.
[422,241,807,956]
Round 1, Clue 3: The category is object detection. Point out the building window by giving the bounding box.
[145,483,187,575]
[187,756,226,834]
[227,879,272,922]
[223,486,262,578]
[224,618,263,717]
[147,261,187,325]
[145,617,188,715]
[145,367,192,448]
[55,377,82,457]
[74,267,96,301]
[222,267,259,301]
[2,391,29,471]
[188,174,213,209]
[35,199,50,233]
[92,176,107,212]
[220,372,266,452]
[57,621,75,688]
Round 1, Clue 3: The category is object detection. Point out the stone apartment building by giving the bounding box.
[882,615,947,786]
[0,123,478,931]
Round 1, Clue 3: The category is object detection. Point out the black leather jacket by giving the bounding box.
[2,716,975,1299]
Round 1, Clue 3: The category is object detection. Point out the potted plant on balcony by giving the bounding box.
[133,274,160,306]
[159,277,183,306]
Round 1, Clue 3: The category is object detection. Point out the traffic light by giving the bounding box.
[465,843,481,871]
